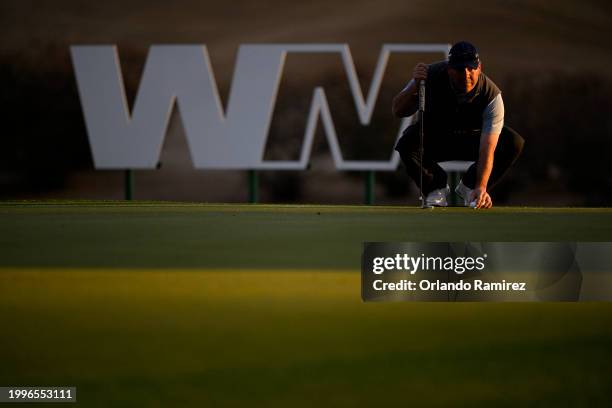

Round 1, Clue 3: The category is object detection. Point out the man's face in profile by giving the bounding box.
[448,63,481,93]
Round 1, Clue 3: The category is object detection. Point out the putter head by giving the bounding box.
[420,197,434,209]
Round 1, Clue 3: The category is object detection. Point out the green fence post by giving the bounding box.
[364,171,375,205]
[248,170,259,203]
[124,170,134,201]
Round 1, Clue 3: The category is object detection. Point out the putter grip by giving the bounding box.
[419,80,426,111]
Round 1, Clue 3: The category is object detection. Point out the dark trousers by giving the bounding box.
[395,125,524,194]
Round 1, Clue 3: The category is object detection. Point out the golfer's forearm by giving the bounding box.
[476,137,498,189]
[392,83,419,117]
[476,154,494,190]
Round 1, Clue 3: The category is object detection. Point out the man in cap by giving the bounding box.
[392,41,524,208]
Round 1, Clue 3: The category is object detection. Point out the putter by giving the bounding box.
[419,80,433,209]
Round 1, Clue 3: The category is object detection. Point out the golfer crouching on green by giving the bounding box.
[392,41,524,208]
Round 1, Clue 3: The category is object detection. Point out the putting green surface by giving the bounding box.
[2,202,612,268]
[1,203,612,406]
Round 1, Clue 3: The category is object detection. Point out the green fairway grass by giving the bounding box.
[1,202,612,407]
[2,202,612,268]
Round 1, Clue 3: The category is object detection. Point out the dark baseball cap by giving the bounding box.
[448,41,480,69]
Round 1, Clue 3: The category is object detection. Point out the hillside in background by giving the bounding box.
[1,0,612,205]
[3,0,612,77]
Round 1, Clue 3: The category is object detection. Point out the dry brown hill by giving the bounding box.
[3,0,612,79]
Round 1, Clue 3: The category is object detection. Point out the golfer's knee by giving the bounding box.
[502,126,524,158]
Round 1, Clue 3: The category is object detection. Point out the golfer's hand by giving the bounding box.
[413,63,428,84]
[469,188,493,209]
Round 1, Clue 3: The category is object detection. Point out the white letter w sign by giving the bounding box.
[71,44,449,170]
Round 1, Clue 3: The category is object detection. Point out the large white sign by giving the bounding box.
[71,44,449,170]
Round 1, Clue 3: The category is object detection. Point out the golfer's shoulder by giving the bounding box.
[481,72,501,96]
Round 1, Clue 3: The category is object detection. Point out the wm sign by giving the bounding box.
[71,44,449,170]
